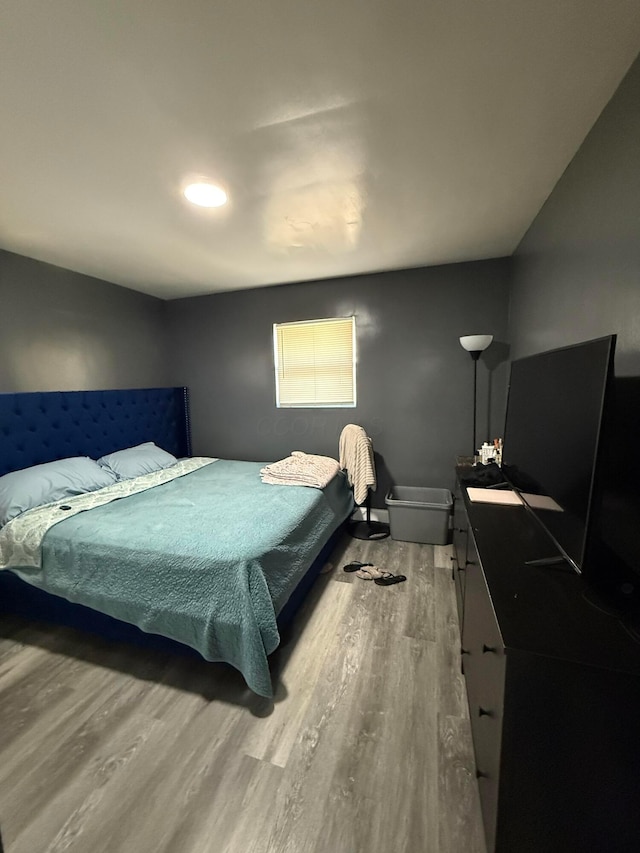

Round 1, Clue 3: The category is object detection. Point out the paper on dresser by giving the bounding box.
[466,487,523,506]
[521,493,564,512]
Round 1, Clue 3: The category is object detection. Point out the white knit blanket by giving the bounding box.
[260,451,340,489]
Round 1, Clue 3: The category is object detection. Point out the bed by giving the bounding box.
[0,388,353,697]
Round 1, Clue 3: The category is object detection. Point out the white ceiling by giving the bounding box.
[1,1,639,300]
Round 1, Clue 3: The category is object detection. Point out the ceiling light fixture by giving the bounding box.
[183,182,228,208]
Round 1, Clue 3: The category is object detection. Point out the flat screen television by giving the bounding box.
[502,335,616,575]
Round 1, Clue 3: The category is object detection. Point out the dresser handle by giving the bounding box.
[476,769,488,779]
[460,647,470,656]
[478,706,492,717]
[482,644,496,654]
[466,560,477,567]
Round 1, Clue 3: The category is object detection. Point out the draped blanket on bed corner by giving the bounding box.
[2,459,353,697]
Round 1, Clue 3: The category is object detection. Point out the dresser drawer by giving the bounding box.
[465,637,506,779]
[461,541,503,658]
[462,545,505,730]
[452,494,468,567]
[463,530,479,572]
[451,496,469,623]
[475,765,500,853]
[468,654,505,760]
[467,662,505,851]
[461,542,506,851]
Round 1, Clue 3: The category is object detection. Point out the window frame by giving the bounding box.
[273,316,357,409]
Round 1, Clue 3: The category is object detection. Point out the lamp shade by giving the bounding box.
[459,334,493,353]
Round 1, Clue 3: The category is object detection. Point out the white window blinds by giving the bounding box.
[274,317,356,408]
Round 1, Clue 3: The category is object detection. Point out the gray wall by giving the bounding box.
[166,259,511,501]
[4,53,637,506]
[510,54,640,374]
[0,250,168,392]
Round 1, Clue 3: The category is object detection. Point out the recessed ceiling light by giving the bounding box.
[183,182,228,208]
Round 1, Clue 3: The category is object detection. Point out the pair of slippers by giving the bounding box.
[343,561,407,586]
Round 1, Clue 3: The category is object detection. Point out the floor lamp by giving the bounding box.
[349,490,390,540]
[459,334,493,456]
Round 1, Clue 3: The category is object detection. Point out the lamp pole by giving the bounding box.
[471,350,481,456]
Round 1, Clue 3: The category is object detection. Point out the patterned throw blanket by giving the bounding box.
[260,451,340,489]
[0,457,216,570]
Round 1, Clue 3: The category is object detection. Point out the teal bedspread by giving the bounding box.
[12,460,353,697]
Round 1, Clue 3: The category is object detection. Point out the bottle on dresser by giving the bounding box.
[477,439,503,466]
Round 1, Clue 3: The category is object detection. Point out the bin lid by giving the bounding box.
[385,486,453,509]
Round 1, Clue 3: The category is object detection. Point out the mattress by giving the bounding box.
[2,459,354,696]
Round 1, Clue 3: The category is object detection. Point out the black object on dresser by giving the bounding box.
[453,469,640,853]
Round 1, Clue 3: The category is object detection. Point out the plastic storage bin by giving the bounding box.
[385,486,453,545]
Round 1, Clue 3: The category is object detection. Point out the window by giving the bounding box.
[273,317,356,408]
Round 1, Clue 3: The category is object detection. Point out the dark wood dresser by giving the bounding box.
[453,469,640,852]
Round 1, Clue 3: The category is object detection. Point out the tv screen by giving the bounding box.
[502,336,616,573]
[585,374,640,607]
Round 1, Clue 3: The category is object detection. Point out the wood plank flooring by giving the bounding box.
[0,536,486,853]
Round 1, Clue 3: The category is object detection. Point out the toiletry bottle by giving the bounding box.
[480,442,493,464]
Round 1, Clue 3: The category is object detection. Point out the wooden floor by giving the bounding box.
[0,535,486,853]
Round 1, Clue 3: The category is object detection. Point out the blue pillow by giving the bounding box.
[0,457,118,527]
[97,442,177,480]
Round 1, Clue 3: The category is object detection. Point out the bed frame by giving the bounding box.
[0,387,339,657]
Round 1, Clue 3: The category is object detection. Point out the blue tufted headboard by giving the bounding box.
[0,387,191,477]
